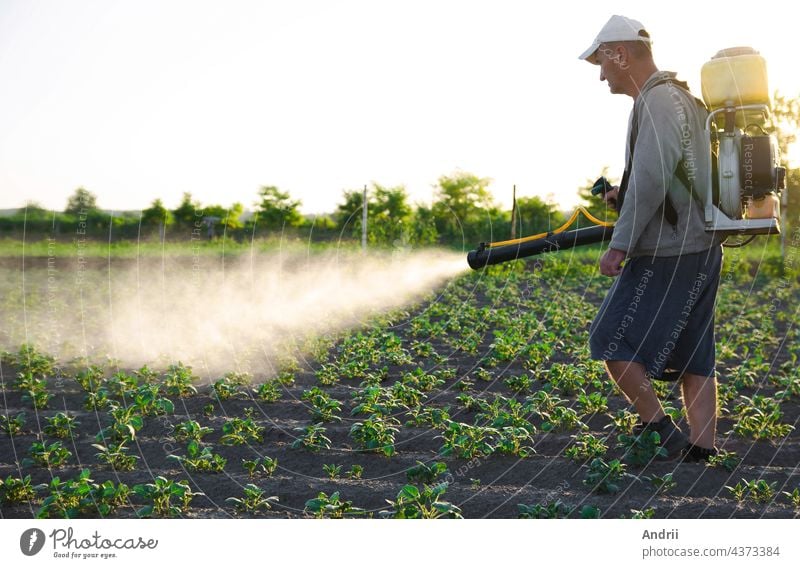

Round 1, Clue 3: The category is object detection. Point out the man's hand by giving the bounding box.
[600,248,626,277]
[603,186,619,209]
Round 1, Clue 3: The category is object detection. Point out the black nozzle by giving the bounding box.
[466,224,614,270]
[591,176,613,196]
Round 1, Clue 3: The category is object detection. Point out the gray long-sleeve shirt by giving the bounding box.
[609,71,721,257]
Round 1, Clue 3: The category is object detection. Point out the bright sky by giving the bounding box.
[1,0,798,215]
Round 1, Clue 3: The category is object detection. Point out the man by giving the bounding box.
[579,15,723,462]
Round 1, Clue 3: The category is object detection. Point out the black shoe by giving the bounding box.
[680,444,718,463]
[633,415,689,460]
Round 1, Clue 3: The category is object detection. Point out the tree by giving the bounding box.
[372,184,412,245]
[333,184,418,246]
[141,199,174,240]
[769,92,800,160]
[142,198,173,226]
[514,196,566,236]
[408,204,439,245]
[203,202,245,232]
[65,187,98,215]
[22,201,49,219]
[432,172,495,243]
[255,186,303,230]
[172,192,202,229]
[768,92,800,229]
[367,184,412,245]
[334,189,365,237]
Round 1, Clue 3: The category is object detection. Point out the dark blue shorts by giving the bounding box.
[589,246,722,380]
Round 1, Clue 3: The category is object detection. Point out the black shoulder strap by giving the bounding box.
[617,77,706,227]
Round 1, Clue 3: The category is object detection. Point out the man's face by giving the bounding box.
[595,44,629,95]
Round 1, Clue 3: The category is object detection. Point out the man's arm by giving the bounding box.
[608,87,685,254]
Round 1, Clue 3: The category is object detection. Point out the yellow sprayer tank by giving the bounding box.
[700,47,770,110]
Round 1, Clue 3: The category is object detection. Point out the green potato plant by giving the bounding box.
[7,343,55,378]
[583,458,632,494]
[163,362,198,398]
[732,479,777,504]
[627,507,656,519]
[212,377,243,401]
[304,491,366,518]
[130,384,174,416]
[576,391,609,415]
[617,430,667,466]
[173,420,213,443]
[565,433,608,461]
[0,412,25,436]
[291,424,332,452]
[494,426,536,457]
[346,464,364,479]
[503,374,533,394]
[93,442,139,471]
[133,476,202,518]
[782,487,800,508]
[302,387,342,424]
[323,463,342,479]
[74,365,106,393]
[17,373,52,409]
[168,441,227,473]
[518,500,575,519]
[255,379,282,402]
[731,395,794,440]
[44,412,80,439]
[350,415,400,457]
[37,469,129,519]
[438,421,497,459]
[706,449,740,472]
[106,372,139,398]
[406,461,449,484]
[405,405,451,428]
[226,484,278,514]
[0,474,43,505]
[646,473,677,494]
[220,414,265,445]
[539,406,586,433]
[24,440,72,469]
[84,388,112,411]
[381,483,462,519]
[96,404,144,444]
[242,456,278,478]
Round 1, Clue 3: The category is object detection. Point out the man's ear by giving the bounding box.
[616,45,631,70]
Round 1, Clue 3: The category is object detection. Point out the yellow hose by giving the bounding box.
[485,207,615,249]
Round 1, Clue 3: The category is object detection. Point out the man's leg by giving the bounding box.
[680,372,717,449]
[605,360,665,423]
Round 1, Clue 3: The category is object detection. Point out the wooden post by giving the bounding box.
[362,184,368,252]
[510,184,518,239]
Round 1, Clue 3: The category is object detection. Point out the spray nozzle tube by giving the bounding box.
[466,224,614,270]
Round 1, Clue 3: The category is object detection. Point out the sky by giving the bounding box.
[1,0,798,216]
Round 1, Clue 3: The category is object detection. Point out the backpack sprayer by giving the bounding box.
[467,47,786,270]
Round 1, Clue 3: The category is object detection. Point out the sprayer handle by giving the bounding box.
[591,176,613,196]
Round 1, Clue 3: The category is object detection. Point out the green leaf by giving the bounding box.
[399,485,420,500]
[136,505,154,518]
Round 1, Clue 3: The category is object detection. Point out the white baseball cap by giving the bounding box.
[578,15,651,63]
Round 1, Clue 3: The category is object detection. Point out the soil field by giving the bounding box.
[1,250,799,519]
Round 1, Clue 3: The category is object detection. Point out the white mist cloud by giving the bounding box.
[4,249,467,376]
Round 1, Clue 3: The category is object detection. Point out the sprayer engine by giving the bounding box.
[702,46,785,235]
